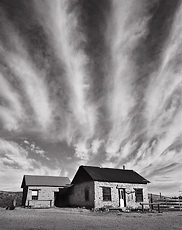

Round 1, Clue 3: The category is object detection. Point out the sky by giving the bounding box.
[0,0,182,197]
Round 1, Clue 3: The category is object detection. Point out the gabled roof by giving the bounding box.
[72,166,150,184]
[21,175,70,188]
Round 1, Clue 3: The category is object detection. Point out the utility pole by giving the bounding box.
[179,190,182,210]
[179,190,182,198]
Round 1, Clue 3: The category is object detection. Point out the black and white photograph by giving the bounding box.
[0,0,182,229]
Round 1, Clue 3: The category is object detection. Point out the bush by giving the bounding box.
[0,191,23,208]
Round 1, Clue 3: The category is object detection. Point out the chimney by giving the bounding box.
[123,165,125,170]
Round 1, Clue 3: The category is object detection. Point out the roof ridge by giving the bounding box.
[24,175,69,178]
[82,165,132,171]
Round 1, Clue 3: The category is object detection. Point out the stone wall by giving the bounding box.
[26,186,59,208]
[69,181,94,209]
[94,181,149,209]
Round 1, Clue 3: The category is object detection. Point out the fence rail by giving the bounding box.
[141,199,182,212]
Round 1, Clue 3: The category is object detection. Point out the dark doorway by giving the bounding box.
[54,188,69,207]
[54,192,59,207]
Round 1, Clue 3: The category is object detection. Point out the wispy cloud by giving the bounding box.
[0,10,52,133]
[34,0,98,144]
[22,139,49,160]
[104,0,150,159]
[0,138,61,190]
[0,72,23,131]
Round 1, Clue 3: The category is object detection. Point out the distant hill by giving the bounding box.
[0,191,23,208]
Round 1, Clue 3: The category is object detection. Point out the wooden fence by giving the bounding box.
[141,198,182,212]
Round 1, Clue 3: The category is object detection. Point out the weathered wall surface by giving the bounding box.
[26,186,59,208]
[94,181,149,209]
[69,181,94,209]
[22,186,28,206]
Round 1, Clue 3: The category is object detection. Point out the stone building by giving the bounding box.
[69,166,150,209]
[21,175,70,208]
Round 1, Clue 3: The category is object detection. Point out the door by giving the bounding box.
[54,192,59,207]
[119,189,126,207]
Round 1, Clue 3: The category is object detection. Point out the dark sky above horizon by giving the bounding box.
[0,0,182,196]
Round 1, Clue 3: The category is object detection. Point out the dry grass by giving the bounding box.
[0,207,182,230]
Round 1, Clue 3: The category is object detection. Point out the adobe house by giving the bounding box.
[69,166,150,210]
[21,175,70,208]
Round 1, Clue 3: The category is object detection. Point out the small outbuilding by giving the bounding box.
[69,166,150,210]
[21,175,70,208]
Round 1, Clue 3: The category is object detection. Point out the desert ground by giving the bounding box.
[0,207,181,230]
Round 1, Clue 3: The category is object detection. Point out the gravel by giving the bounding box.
[0,208,181,230]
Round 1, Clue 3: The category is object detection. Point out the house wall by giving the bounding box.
[25,186,59,208]
[69,181,94,209]
[22,186,28,206]
[94,181,149,209]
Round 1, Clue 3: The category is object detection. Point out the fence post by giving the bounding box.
[157,204,160,213]
[150,194,153,210]
[141,204,144,212]
[179,198,181,210]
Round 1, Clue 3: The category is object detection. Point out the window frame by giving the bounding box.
[31,190,39,200]
[134,188,143,202]
[102,187,112,201]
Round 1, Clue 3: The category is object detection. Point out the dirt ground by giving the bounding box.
[0,208,181,230]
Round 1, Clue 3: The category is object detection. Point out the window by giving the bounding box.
[135,189,143,202]
[103,187,111,201]
[32,190,38,200]
[85,188,89,201]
